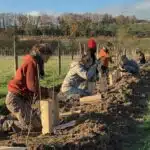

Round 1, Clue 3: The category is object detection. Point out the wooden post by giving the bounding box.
[108,69,122,86]
[84,44,86,54]
[96,43,100,59]
[58,41,61,75]
[53,96,60,126]
[115,45,118,66]
[109,73,113,86]
[79,42,82,56]
[52,72,59,126]
[71,40,74,60]
[14,35,18,75]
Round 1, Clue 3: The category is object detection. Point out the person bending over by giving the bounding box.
[119,55,139,74]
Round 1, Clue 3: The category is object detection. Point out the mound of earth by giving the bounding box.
[0,66,150,150]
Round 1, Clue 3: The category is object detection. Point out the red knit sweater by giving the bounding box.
[8,55,39,96]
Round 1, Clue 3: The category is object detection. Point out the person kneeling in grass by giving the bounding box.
[60,54,97,101]
[119,55,139,75]
[5,43,52,132]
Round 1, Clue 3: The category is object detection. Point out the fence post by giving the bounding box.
[116,44,119,67]
[71,40,74,60]
[14,35,18,75]
[84,44,86,54]
[58,41,61,75]
[96,43,100,59]
[79,42,82,56]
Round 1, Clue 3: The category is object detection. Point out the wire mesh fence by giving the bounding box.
[0,39,82,88]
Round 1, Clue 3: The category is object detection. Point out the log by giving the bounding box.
[80,94,101,105]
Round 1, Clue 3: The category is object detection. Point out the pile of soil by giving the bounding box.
[0,66,150,150]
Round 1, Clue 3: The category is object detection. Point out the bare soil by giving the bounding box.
[0,66,150,150]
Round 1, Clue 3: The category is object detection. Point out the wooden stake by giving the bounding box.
[79,42,82,56]
[96,43,100,59]
[52,72,59,126]
[109,69,122,86]
[71,40,74,60]
[14,35,18,75]
[109,73,113,86]
[84,44,86,54]
[58,41,61,75]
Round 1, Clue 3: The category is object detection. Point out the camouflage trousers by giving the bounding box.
[5,92,41,131]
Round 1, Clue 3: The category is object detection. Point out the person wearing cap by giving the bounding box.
[60,54,97,100]
[5,43,52,131]
[87,32,97,63]
[136,48,146,64]
[119,55,139,74]
[98,46,113,76]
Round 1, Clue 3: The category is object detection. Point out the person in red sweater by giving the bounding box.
[88,31,97,64]
[5,43,52,131]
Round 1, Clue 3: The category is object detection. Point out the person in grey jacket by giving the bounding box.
[61,54,97,98]
[119,55,139,74]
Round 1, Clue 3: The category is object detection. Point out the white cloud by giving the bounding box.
[27,11,41,16]
[135,1,150,10]
[97,1,150,20]
[26,10,62,17]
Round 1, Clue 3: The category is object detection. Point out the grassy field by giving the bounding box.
[0,55,74,110]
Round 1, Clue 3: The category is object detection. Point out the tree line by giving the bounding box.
[0,13,150,37]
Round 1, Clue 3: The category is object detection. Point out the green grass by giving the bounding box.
[137,94,150,150]
[40,56,73,87]
[0,55,73,110]
[123,89,150,150]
